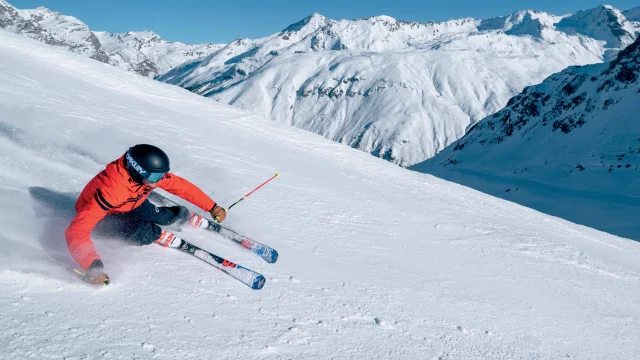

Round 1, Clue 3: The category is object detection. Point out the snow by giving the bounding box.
[1,29,639,360]
[94,30,224,77]
[0,1,223,77]
[103,30,225,75]
[94,31,160,77]
[0,3,109,62]
[555,5,639,49]
[410,37,640,242]
[2,1,639,168]
[159,6,639,167]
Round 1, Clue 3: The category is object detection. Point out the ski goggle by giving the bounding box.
[144,171,166,183]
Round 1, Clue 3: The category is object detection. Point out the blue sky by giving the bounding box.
[8,0,640,44]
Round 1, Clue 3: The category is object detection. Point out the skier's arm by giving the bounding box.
[157,172,216,211]
[64,197,109,270]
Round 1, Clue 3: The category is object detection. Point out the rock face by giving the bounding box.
[0,1,223,77]
[96,31,224,76]
[158,6,639,167]
[410,37,640,239]
[413,36,639,172]
[0,2,110,62]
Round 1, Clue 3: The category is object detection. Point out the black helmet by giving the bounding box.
[125,144,170,183]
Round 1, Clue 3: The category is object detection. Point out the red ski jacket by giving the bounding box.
[65,154,216,269]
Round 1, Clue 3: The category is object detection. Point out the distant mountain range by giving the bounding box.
[1,1,638,168]
[158,5,639,166]
[0,0,223,77]
[411,35,640,239]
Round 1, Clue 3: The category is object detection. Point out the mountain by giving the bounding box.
[623,6,640,21]
[0,1,109,62]
[92,31,160,77]
[0,0,223,76]
[411,37,640,240]
[2,0,637,167]
[158,6,639,167]
[96,30,225,75]
[2,28,640,360]
[555,5,639,50]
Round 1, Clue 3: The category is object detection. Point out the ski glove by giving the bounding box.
[84,259,110,286]
[209,204,227,223]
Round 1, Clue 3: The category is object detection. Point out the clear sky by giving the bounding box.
[8,0,640,44]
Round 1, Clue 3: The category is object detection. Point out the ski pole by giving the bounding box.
[215,172,280,221]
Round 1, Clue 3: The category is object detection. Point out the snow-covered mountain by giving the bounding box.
[95,30,224,75]
[0,0,223,76]
[92,31,160,77]
[2,28,640,360]
[555,5,639,50]
[0,0,109,62]
[411,36,640,240]
[159,6,639,167]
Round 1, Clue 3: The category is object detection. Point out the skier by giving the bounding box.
[65,144,227,285]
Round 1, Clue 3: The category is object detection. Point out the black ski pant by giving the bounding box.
[95,200,188,245]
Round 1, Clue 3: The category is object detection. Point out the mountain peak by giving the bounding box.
[556,4,636,48]
[365,15,397,23]
[126,30,159,37]
[478,9,557,36]
[282,12,330,33]
[122,30,162,41]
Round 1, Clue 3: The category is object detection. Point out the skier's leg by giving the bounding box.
[94,200,187,247]
[126,200,190,226]
[98,214,183,247]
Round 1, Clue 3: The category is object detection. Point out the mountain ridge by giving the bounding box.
[410,36,640,239]
[0,1,223,77]
[160,5,638,166]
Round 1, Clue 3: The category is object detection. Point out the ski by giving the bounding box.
[189,213,279,264]
[177,239,266,290]
[148,192,279,264]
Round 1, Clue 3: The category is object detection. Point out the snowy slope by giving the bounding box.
[0,0,223,77]
[411,37,640,241]
[159,6,639,167]
[1,29,640,360]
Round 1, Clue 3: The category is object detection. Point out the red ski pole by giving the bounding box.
[215,172,280,221]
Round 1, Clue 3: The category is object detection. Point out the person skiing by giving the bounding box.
[65,144,227,285]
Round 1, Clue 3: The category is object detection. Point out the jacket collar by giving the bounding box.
[106,154,150,190]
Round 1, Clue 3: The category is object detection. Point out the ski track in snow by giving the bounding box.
[0,30,639,359]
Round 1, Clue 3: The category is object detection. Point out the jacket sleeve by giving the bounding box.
[157,173,216,211]
[64,190,113,270]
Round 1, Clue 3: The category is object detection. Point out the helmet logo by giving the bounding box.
[126,151,147,176]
